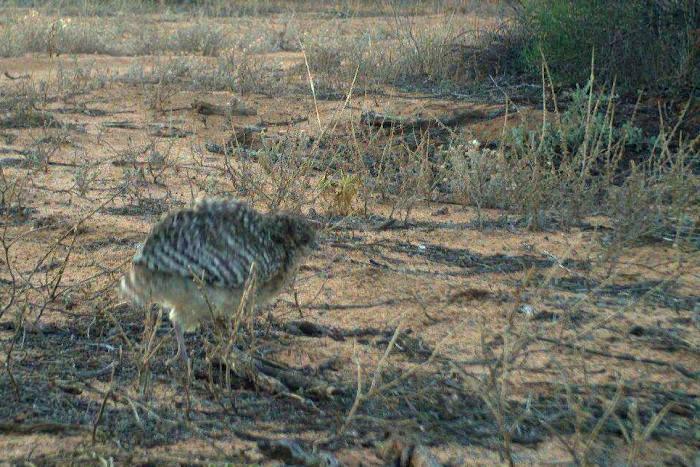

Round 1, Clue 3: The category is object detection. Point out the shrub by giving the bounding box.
[513,0,698,93]
[444,75,697,236]
[170,22,226,56]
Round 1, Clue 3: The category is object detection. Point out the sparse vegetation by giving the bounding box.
[0,1,697,465]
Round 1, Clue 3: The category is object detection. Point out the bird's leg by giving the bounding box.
[167,321,189,367]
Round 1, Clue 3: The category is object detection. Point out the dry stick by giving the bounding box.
[232,262,258,346]
[64,257,133,302]
[292,288,304,319]
[120,393,144,431]
[191,269,231,389]
[260,116,309,127]
[580,49,596,177]
[626,402,675,464]
[489,75,520,114]
[540,50,561,129]
[306,63,361,210]
[138,307,164,397]
[584,380,624,455]
[533,407,584,466]
[538,56,547,153]
[299,40,322,133]
[367,311,408,396]
[278,65,360,311]
[573,273,681,342]
[184,358,192,421]
[339,340,363,436]
[0,233,20,321]
[109,386,258,453]
[300,252,346,309]
[0,171,36,320]
[92,364,116,444]
[0,422,85,434]
[75,361,117,380]
[339,324,452,436]
[24,185,126,296]
[336,321,403,436]
[103,302,135,352]
[32,223,79,324]
[192,263,261,396]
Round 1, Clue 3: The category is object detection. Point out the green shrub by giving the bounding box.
[514,0,698,93]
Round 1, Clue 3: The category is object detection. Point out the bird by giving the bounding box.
[118,198,317,365]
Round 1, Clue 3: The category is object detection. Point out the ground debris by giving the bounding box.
[222,348,340,400]
[628,324,697,353]
[380,434,442,467]
[257,438,340,466]
[192,98,257,117]
[206,125,265,153]
[148,123,192,138]
[0,422,86,435]
[360,108,505,130]
[101,120,141,130]
[52,106,114,117]
[536,336,698,379]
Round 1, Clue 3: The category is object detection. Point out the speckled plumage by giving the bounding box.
[119,199,317,339]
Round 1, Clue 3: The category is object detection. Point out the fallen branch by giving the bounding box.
[3,71,30,80]
[148,124,192,138]
[101,121,141,130]
[0,422,86,434]
[0,110,62,129]
[1,155,79,168]
[52,107,115,117]
[259,116,309,126]
[223,348,339,400]
[258,439,340,466]
[192,99,257,117]
[360,108,506,130]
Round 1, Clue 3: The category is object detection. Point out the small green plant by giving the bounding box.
[319,171,360,216]
[445,140,506,225]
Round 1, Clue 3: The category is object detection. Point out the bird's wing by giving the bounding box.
[134,203,283,288]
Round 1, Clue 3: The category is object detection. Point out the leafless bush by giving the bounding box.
[71,156,99,200]
[0,166,30,223]
[224,133,316,213]
[604,130,699,256]
[343,124,438,222]
[302,13,477,92]
[118,53,281,95]
[170,22,227,57]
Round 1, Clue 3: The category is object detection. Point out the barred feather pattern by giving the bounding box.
[119,199,316,330]
[137,199,315,286]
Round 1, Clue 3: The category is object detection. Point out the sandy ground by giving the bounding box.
[0,8,698,467]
